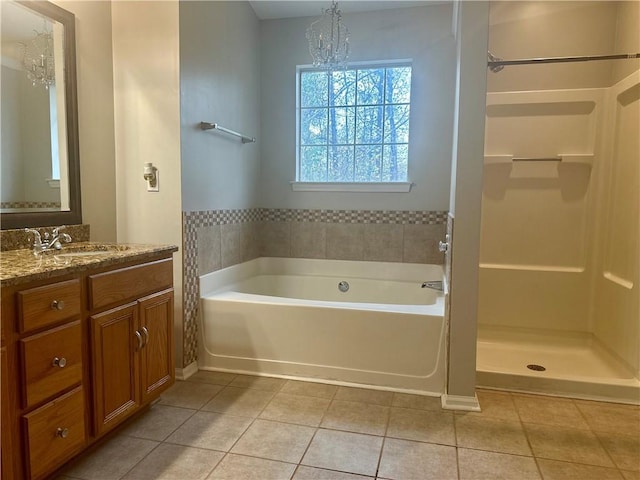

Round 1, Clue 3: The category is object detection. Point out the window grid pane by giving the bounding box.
[298,64,411,182]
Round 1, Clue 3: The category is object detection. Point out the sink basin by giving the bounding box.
[44,244,131,257]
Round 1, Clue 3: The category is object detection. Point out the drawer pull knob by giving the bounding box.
[51,300,65,311]
[52,357,67,368]
[56,427,69,439]
[135,330,143,350]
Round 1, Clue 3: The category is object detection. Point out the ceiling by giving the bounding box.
[248,1,440,20]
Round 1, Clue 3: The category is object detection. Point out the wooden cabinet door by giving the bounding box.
[90,303,140,436]
[138,290,174,403]
[1,346,14,480]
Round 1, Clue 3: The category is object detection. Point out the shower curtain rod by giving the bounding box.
[487,51,640,73]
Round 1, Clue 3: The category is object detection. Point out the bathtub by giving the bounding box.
[199,257,446,394]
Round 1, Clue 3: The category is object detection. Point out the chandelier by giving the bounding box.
[306,1,350,69]
[22,30,55,89]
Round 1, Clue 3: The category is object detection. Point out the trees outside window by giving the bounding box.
[298,63,412,183]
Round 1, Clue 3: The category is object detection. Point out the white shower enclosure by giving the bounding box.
[477,1,639,403]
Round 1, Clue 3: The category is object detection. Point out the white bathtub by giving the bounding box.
[199,257,446,394]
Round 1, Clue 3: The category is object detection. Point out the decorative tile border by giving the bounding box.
[185,209,262,228]
[262,209,448,224]
[1,201,62,209]
[181,208,448,367]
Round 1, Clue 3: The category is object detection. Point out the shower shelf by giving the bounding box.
[484,154,593,165]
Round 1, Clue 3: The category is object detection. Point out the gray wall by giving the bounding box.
[180,1,261,211]
[259,4,456,211]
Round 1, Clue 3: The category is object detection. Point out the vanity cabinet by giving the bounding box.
[0,249,176,480]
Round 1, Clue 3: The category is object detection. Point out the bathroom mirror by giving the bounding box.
[0,0,81,229]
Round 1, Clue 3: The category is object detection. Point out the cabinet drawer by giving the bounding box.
[88,258,173,310]
[18,279,81,333]
[23,387,86,480]
[20,321,83,408]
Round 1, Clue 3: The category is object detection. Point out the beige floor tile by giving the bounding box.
[537,458,624,479]
[513,394,590,429]
[301,429,383,477]
[120,404,195,441]
[229,374,287,392]
[392,392,442,411]
[122,443,224,479]
[202,386,274,417]
[455,414,532,456]
[524,423,615,467]
[575,401,640,435]
[281,380,338,399]
[474,390,520,422]
[378,438,457,480]
[187,370,237,386]
[321,400,389,436]
[260,393,331,426]
[63,435,158,479]
[292,465,372,479]
[597,431,640,472]
[387,407,455,446]
[458,448,541,480]
[158,381,224,409]
[165,411,252,451]
[207,454,296,480]
[231,419,315,463]
[334,386,393,406]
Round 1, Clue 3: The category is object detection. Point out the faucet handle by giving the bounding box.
[52,225,67,236]
[24,228,42,246]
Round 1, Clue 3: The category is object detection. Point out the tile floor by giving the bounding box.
[59,372,640,480]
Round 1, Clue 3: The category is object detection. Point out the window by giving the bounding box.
[297,62,412,185]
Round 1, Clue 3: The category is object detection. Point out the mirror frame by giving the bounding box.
[1,0,81,230]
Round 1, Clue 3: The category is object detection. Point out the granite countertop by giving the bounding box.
[1,242,178,287]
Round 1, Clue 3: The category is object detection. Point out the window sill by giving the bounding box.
[290,182,413,193]
[46,179,60,189]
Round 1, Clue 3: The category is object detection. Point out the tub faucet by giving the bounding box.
[421,280,444,292]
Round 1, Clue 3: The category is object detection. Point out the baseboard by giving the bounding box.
[175,361,198,380]
[441,393,481,411]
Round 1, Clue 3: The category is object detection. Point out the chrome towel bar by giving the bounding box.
[199,122,256,144]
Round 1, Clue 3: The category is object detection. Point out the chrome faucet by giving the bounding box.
[25,226,72,254]
[421,280,444,292]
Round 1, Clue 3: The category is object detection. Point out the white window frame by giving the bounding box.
[293,59,414,193]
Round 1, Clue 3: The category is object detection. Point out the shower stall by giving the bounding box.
[477,1,639,403]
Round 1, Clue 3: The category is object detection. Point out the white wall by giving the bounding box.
[54,0,117,241]
[487,1,617,92]
[447,1,490,398]
[612,1,640,85]
[112,0,183,367]
[259,4,456,211]
[180,1,261,211]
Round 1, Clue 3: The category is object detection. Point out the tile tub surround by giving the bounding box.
[59,374,640,479]
[181,208,447,367]
[0,224,90,251]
